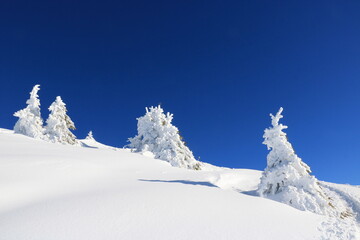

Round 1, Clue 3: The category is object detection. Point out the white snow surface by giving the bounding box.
[0,128,359,240]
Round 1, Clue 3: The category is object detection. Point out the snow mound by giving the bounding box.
[79,137,118,150]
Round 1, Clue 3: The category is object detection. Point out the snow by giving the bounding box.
[79,136,118,150]
[0,128,359,239]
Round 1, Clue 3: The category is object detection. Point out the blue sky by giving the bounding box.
[1,0,360,184]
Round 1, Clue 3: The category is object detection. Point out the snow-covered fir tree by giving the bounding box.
[85,131,94,141]
[13,84,45,139]
[258,107,335,216]
[128,105,201,170]
[45,96,77,145]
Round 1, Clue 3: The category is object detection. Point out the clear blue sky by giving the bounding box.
[1,0,359,184]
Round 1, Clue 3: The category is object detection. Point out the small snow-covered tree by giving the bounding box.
[13,84,45,138]
[45,96,77,145]
[86,131,94,140]
[128,105,201,170]
[258,108,334,215]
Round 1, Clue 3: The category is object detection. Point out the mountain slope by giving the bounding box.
[0,129,358,240]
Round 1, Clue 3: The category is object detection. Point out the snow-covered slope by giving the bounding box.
[79,137,119,150]
[0,129,359,240]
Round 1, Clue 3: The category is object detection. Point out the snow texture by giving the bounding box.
[0,128,359,239]
[13,84,45,139]
[45,96,77,145]
[318,183,360,240]
[79,131,117,150]
[128,106,201,170]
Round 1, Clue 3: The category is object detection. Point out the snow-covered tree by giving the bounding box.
[258,107,334,215]
[13,84,45,138]
[128,106,201,170]
[85,131,94,141]
[45,96,77,145]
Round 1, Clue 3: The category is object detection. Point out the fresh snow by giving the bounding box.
[0,128,359,240]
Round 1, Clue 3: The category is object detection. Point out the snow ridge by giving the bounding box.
[318,183,360,240]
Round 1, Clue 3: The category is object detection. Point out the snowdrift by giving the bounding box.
[0,129,359,240]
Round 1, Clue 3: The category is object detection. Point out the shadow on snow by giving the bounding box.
[139,179,217,188]
[79,142,98,149]
[239,190,259,197]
